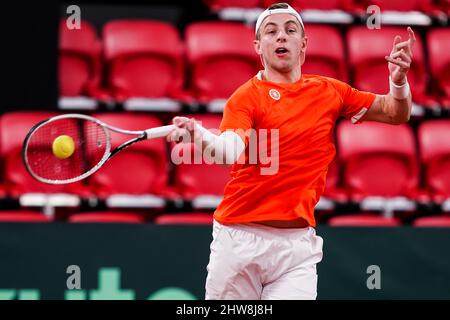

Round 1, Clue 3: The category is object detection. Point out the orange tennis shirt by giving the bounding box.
[214,73,376,227]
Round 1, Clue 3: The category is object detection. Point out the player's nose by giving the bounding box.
[276,30,287,42]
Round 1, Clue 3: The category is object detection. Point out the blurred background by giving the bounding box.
[0,0,450,300]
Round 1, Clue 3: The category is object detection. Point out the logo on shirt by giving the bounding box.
[269,89,281,101]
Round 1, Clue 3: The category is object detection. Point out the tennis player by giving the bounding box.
[167,3,415,300]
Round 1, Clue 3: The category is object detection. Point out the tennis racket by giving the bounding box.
[22,113,175,184]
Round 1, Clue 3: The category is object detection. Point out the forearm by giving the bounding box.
[382,76,412,124]
[195,124,245,164]
[383,91,412,124]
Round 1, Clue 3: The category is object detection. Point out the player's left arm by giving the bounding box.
[361,27,416,125]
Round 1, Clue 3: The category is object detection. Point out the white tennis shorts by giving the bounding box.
[205,220,323,300]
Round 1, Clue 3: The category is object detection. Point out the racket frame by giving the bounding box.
[22,113,174,185]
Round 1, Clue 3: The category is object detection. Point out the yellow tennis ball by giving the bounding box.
[52,135,75,159]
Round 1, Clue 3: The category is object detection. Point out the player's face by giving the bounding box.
[254,13,307,73]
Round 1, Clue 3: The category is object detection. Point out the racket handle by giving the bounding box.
[145,125,176,139]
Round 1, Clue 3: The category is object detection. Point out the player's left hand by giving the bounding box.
[385,27,416,86]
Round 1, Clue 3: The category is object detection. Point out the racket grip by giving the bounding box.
[145,125,176,139]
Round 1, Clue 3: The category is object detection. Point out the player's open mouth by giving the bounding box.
[275,47,289,56]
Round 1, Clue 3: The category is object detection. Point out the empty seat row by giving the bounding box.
[1,209,449,227]
[206,0,450,27]
[322,120,450,221]
[60,20,259,111]
[0,112,225,209]
[327,213,450,226]
[0,112,449,218]
[59,19,450,114]
[206,0,450,16]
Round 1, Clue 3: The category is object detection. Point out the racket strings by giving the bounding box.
[25,118,108,182]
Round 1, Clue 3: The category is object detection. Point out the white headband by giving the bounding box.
[255,4,304,35]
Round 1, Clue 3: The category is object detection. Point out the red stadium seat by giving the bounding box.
[59,19,106,109]
[347,26,436,112]
[321,159,348,203]
[438,0,450,15]
[427,28,450,110]
[418,120,450,203]
[87,113,171,207]
[59,19,102,97]
[103,20,185,110]
[69,211,145,223]
[0,114,6,198]
[328,213,401,226]
[315,159,346,221]
[302,25,348,82]
[349,0,442,26]
[355,0,436,12]
[352,0,446,28]
[186,22,260,109]
[262,0,354,24]
[154,212,214,224]
[0,210,51,222]
[0,112,87,197]
[204,0,264,26]
[413,215,450,227]
[263,0,355,11]
[205,0,261,10]
[337,121,419,203]
[172,115,231,209]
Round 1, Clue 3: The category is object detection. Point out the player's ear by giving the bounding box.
[300,36,308,66]
[254,39,262,55]
[300,36,308,53]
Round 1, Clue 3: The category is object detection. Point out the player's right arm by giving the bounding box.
[168,82,256,165]
[167,116,245,165]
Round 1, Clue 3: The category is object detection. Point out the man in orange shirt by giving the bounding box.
[167,3,415,299]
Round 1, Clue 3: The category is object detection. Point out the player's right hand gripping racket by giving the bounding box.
[22,113,175,184]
